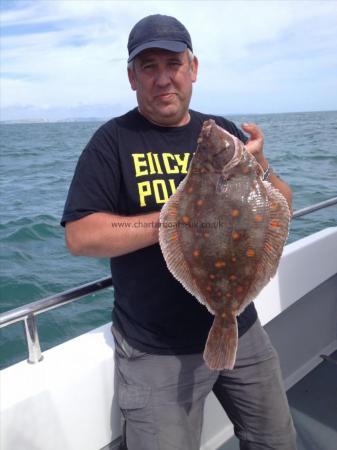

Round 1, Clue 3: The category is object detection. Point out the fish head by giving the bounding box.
[193,119,242,173]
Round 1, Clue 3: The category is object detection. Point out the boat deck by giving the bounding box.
[219,350,337,450]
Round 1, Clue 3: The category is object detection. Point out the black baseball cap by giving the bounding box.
[127,14,193,63]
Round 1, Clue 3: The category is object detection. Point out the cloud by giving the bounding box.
[1,0,337,120]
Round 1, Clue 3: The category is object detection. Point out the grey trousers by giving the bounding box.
[112,319,297,450]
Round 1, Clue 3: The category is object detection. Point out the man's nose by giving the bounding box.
[155,68,171,86]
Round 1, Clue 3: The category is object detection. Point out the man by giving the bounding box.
[61,14,296,450]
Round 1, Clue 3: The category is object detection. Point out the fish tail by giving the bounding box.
[203,314,238,370]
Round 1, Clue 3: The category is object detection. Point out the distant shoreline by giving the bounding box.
[1,110,336,125]
[0,118,108,124]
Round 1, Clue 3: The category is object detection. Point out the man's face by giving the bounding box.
[128,48,198,127]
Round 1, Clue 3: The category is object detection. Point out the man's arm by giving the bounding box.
[241,123,293,211]
[65,211,160,258]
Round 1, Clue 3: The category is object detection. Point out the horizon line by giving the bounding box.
[1,109,336,125]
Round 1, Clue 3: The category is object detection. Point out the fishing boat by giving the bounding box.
[1,197,336,450]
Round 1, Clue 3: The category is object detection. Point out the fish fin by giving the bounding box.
[238,182,290,314]
[159,178,205,305]
[203,314,238,370]
[264,181,291,256]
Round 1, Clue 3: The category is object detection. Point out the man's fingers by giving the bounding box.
[241,123,264,141]
[240,123,266,166]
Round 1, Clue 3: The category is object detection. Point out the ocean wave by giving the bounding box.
[0,276,48,311]
[0,215,60,242]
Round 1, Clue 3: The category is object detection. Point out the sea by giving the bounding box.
[1,110,336,370]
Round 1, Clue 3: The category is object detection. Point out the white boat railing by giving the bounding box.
[1,196,336,364]
[292,196,337,218]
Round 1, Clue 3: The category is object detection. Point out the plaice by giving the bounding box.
[159,119,291,370]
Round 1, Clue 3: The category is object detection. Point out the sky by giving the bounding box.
[1,0,337,121]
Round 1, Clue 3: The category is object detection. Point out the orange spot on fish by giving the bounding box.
[182,216,190,224]
[204,232,210,238]
[270,202,279,210]
[193,250,200,258]
[231,256,237,263]
[242,166,250,174]
[214,260,226,269]
[236,286,244,294]
[255,214,263,222]
[246,248,255,257]
[187,187,193,193]
[206,285,212,292]
[196,199,204,206]
[231,209,240,218]
[270,220,280,228]
[171,233,178,241]
[232,231,241,241]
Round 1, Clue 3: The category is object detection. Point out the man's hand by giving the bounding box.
[241,123,268,170]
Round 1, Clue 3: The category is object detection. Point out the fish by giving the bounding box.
[158,119,291,370]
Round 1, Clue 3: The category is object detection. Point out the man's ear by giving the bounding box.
[128,68,137,91]
[190,56,198,83]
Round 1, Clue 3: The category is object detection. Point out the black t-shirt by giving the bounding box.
[61,108,257,354]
